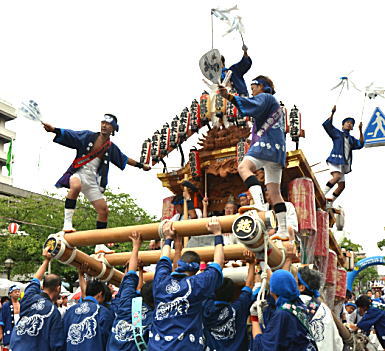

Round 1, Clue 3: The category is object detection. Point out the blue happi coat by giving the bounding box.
[108,271,154,350]
[63,296,114,351]
[203,286,252,351]
[322,118,363,172]
[233,93,286,167]
[252,307,317,351]
[0,300,17,345]
[148,257,223,351]
[357,306,385,348]
[53,129,129,189]
[222,55,252,96]
[9,278,65,351]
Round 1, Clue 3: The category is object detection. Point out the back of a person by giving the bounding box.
[10,292,62,351]
[301,296,343,351]
[109,300,153,351]
[64,299,112,351]
[149,274,212,350]
[203,296,250,351]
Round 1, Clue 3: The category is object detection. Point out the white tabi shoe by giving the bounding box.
[95,244,115,254]
[62,225,76,233]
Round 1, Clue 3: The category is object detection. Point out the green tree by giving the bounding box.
[0,191,156,287]
[378,238,385,251]
[353,266,379,292]
[340,238,363,252]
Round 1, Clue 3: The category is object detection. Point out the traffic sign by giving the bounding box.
[364,107,385,147]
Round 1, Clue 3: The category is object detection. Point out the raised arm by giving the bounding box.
[161,221,175,258]
[358,122,364,145]
[206,217,224,268]
[127,158,151,171]
[173,234,183,270]
[137,259,144,291]
[34,249,52,280]
[128,232,142,272]
[183,189,198,219]
[42,122,56,133]
[243,250,256,289]
[78,262,89,298]
[202,197,209,218]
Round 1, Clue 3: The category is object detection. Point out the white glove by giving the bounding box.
[242,44,248,51]
[250,299,259,316]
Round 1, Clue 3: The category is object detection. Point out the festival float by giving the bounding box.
[42,69,356,315]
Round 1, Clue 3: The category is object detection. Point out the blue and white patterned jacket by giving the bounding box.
[323,118,363,173]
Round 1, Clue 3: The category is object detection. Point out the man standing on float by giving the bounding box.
[218,76,288,240]
[43,114,150,232]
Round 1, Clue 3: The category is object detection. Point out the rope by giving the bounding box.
[256,230,269,328]
[158,219,170,240]
[335,80,346,104]
[359,93,367,123]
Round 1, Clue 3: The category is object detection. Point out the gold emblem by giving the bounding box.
[45,239,56,251]
[236,218,253,234]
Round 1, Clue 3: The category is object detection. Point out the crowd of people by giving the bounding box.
[0,43,379,351]
[1,219,385,350]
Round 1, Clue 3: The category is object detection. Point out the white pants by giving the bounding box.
[327,162,349,182]
[243,156,282,184]
[71,158,104,202]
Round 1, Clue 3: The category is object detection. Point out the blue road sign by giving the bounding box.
[364,107,385,147]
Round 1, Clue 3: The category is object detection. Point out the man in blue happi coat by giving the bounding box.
[322,105,364,206]
[221,45,252,96]
[349,294,385,348]
[203,249,255,351]
[43,114,150,234]
[10,249,65,351]
[219,76,289,240]
[148,217,224,350]
[0,284,21,350]
[63,279,114,350]
[250,269,317,351]
[108,231,154,351]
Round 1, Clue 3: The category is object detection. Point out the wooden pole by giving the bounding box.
[103,244,247,266]
[100,239,285,270]
[183,174,189,247]
[62,214,239,247]
[49,245,124,286]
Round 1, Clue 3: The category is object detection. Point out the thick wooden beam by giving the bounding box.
[62,215,239,247]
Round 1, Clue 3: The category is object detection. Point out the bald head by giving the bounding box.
[43,274,62,292]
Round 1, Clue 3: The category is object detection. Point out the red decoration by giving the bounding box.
[8,222,19,234]
[314,210,329,257]
[326,250,337,285]
[335,268,347,299]
[288,178,317,235]
[189,150,201,180]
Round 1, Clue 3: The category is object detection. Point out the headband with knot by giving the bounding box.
[103,114,119,132]
[297,271,320,298]
[174,260,200,273]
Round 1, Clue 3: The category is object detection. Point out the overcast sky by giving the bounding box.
[1,0,384,272]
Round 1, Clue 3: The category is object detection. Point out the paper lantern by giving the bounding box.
[236,140,250,166]
[335,268,347,299]
[326,250,337,285]
[139,139,151,165]
[8,222,19,234]
[189,150,201,180]
[200,91,211,124]
[288,178,317,235]
[314,210,329,257]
